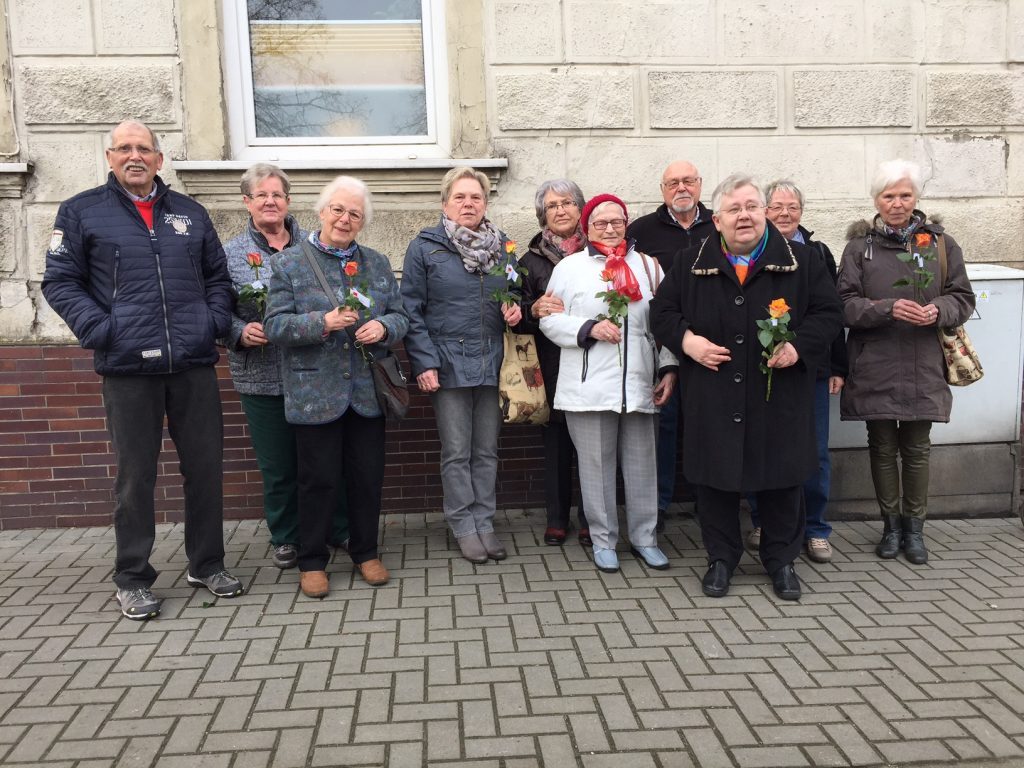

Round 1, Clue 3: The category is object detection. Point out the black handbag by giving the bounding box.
[302,241,410,419]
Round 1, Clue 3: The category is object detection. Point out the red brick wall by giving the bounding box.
[0,344,564,530]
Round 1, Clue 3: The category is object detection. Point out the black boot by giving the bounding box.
[902,517,928,565]
[876,514,901,559]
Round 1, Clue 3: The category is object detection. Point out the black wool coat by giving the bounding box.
[626,202,717,273]
[649,224,843,492]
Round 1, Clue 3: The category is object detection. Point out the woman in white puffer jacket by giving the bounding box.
[540,193,678,574]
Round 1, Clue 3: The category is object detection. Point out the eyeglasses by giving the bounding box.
[719,203,765,217]
[326,205,364,223]
[109,145,157,156]
[591,218,626,230]
[544,200,579,213]
[661,177,701,190]
[248,192,288,202]
[766,204,801,214]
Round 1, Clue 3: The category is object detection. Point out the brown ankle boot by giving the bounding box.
[300,570,329,598]
[356,559,389,586]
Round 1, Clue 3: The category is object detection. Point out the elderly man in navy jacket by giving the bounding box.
[42,120,242,619]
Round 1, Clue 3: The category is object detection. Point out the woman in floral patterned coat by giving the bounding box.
[265,176,409,597]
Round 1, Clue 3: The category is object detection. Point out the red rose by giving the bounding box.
[246,252,263,268]
[344,261,359,277]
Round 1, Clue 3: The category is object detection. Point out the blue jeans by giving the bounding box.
[656,385,680,512]
[751,377,833,540]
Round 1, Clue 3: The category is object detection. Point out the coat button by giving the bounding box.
[734,295,745,306]
[734,334,744,344]
[343,343,350,350]
[732,412,743,423]
[343,372,351,380]
[733,373,744,383]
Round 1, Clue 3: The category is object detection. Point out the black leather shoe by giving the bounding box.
[902,517,928,565]
[701,561,730,597]
[577,529,593,547]
[875,514,901,559]
[771,563,801,601]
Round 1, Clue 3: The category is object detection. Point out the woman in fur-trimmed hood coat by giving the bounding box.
[837,213,975,424]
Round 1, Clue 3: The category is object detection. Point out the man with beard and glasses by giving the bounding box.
[42,120,242,620]
[627,160,716,531]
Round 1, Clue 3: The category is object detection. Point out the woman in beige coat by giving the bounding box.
[837,160,975,565]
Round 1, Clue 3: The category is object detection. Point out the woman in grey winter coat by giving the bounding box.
[400,166,522,564]
[838,159,975,565]
[265,176,409,598]
[223,164,347,571]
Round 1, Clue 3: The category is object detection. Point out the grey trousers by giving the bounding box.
[432,386,502,538]
[566,410,658,550]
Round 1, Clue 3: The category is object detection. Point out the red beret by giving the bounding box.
[580,193,628,232]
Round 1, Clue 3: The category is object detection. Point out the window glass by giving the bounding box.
[246,0,429,140]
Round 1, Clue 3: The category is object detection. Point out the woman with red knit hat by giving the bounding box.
[539,194,678,573]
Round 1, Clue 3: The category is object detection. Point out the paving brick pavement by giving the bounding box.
[0,510,1023,767]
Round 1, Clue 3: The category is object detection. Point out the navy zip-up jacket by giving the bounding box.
[42,173,233,375]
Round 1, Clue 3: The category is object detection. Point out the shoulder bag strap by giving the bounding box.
[301,239,339,307]
[936,232,947,294]
[638,251,661,294]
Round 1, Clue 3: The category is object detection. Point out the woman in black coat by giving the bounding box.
[516,179,590,547]
[650,174,842,601]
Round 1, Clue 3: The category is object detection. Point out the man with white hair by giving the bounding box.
[42,120,243,619]
[628,160,716,530]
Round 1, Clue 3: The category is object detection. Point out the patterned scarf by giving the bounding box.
[591,240,642,301]
[442,214,504,274]
[539,225,585,265]
[722,228,769,285]
[310,231,357,262]
[874,211,925,246]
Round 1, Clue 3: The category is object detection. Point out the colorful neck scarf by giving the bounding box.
[310,230,357,261]
[591,240,642,301]
[875,211,925,246]
[722,228,769,285]
[539,225,585,265]
[442,214,504,275]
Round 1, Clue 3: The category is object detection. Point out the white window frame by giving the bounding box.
[220,0,451,161]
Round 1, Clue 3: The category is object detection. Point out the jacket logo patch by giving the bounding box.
[141,349,163,359]
[49,229,64,252]
[164,214,192,235]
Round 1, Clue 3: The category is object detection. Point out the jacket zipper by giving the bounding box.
[111,249,120,304]
[151,226,173,372]
[621,313,629,413]
[479,272,486,375]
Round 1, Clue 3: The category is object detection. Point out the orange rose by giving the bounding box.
[246,252,263,268]
[768,298,790,319]
[505,241,517,254]
[344,261,358,277]
[914,233,931,248]
[600,269,615,283]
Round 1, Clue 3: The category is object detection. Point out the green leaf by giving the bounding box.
[896,252,914,263]
[202,601,214,608]
[757,329,774,348]
[892,278,911,287]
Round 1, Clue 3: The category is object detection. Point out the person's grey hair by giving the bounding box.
[533,179,585,227]
[106,120,161,153]
[440,166,490,203]
[764,179,805,209]
[315,175,373,226]
[711,173,765,211]
[587,199,628,229]
[240,163,291,197]
[870,159,923,199]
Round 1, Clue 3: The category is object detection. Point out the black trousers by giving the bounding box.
[542,417,587,530]
[103,366,226,589]
[293,408,385,571]
[694,484,804,576]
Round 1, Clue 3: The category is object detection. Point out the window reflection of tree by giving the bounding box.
[247,0,428,138]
